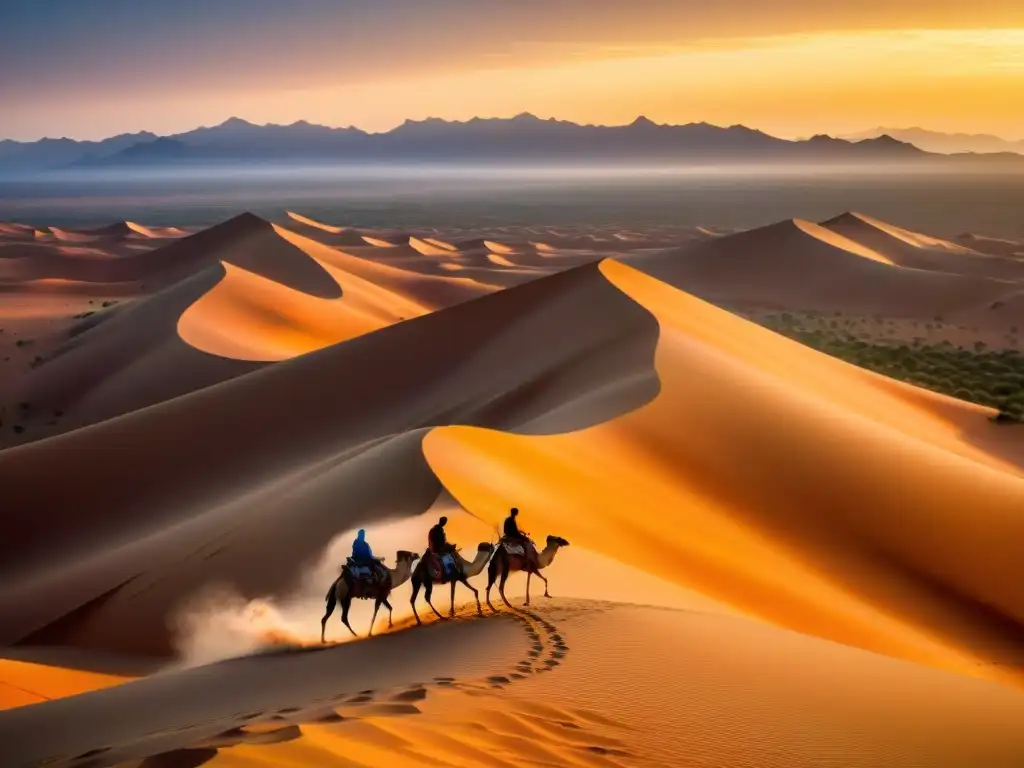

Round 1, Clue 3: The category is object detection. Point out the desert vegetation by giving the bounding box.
[758,312,1024,421]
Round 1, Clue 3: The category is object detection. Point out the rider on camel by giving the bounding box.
[503,507,537,566]
[428,516,457,576]
[351,529,383,584]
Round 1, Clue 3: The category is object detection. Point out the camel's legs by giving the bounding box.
[339,595,357,637]
[535,569,551,598]
[369,598,382,637]
[486,561,499,612]
[449,580,457,617]
[424,580,445,620]
[383,597,394,629]
[321,582,337,643]
[498,563,513,609]
[460,576,482,615]
[524,571,532,606]
[410,578,423,625]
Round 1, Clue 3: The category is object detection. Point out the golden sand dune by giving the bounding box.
[178,259,425,361]
[81,222,188,240]
[5,602,1024,767]
[425,261,1024,690]
[407,236,456,257]
[0,215,509,446]
[486,252,518,267]
[307,242,498,309]
[483,239,517,255]
[46,227,102,244]
[422,236,459,252]
[0,659,131,711]
[8,212,1024,765]
[829,212,974,254]
[632,217,1019,318]
[0,262,660,655]
[362,235,399,247]
[284,211,373,246]
[825,212,1024,281]
[5,266,259,438]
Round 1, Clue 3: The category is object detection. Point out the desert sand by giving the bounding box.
[4,209,1024,766]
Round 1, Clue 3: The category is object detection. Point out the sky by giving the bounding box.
[3,0,1024,141]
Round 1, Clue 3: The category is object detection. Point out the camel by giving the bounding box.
[321,550,420,641]
[410,542,495,624]
[486,535,570,610]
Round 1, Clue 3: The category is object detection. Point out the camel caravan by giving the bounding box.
[321,508,570,640]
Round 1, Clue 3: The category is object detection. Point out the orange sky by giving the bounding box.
[4,3,1024,140]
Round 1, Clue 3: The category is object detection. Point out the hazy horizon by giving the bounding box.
[4,166,1022,240]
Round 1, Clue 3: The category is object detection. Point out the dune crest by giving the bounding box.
[829,212,976,253]
[177,257,426,361]
[424,258,1024,690]
[408,236,456,256]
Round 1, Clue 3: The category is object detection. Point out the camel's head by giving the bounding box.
[546,535,570,548]
[396,550,420,565]
[477,542,496,554]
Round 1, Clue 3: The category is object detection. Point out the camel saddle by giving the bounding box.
[346,558,386,598]
[501,537,536,557]
[501,537,539,567]
[427,551,458,581]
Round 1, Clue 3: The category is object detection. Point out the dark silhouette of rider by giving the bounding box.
[428,516,455,555]
[428,516,457,577]
[503,507,527,543]
[503,507,537,565]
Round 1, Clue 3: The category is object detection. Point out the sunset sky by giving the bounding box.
[4,0,1024,141]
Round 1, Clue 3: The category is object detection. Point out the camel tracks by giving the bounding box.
[480,605,569,687]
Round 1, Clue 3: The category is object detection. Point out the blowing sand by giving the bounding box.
[4,209,1024,766]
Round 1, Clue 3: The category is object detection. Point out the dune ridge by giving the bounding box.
[8,210,1024,766]
[424,260,1024,690]
[0,260,661,655]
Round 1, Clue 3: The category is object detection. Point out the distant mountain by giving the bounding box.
[0,131,157,171]
[4,115,1020,173]
[839,127,1024,156]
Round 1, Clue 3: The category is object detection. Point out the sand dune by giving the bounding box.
[362,235,399,247]
[178,258,425,362]
[0,222,40,240]
[8,210,1024,765]
[284,211,373,246]
[957,233,1024,258]
[4,266,260,439]
[825,212,1024,281]
[422,236,459,252]
[632,217,1020,320]
[828,212,973,254]
[308,242,498,309]
[82,222,188,240]
[6,602,1024,767]
[425,260,1024,691]
[0,659,131,711]
[407,236,455,257]
[0,261,660,655]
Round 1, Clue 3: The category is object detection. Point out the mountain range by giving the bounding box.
[1,115,1020,173]
[839,127,1024,156]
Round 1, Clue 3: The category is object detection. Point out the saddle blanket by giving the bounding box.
[350,565,373,579]
[440,553,456,575]
[502,542,526,556]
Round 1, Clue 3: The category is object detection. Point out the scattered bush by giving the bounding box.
[761,320,1024,414]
